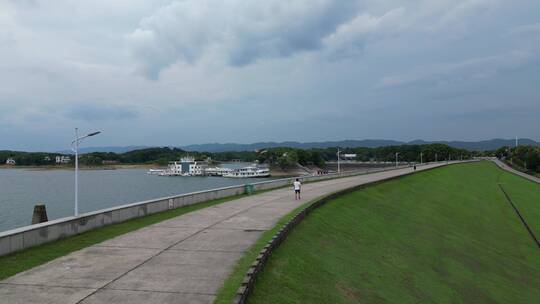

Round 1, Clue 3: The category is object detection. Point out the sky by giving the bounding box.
[1,0,539,151]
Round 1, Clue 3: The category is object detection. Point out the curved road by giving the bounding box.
[0,163,450,304]
[490,158,540,184]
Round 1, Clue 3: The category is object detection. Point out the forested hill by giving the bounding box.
[181,138,540,152]
[49,139,540,154]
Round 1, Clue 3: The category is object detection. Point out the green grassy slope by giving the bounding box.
[248,162,540,304]
[499,171,540,239]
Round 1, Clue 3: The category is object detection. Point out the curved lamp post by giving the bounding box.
[71,128,101,217]
[337,148,341,174]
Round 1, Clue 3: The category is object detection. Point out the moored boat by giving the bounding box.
[147,169,165,175]
[222,166,270,178]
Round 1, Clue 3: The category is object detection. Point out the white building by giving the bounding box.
[164,157,208,176]
[55,155,71,164]
[189,161,208,176]
[5,158,16,165]
[342,154,357,161]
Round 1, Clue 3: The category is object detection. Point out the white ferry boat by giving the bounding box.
[148,159,270,178]
[205,167,233,176]
[147,169,165,175]
[222,166,270,178]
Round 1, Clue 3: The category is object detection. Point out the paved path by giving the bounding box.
[491,158,540,184]
[0,163,449,304]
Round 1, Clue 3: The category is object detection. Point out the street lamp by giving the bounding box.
[395,152,400,167]
[71,128,101,217]
[420,152,423,165]
[337,148,341,174]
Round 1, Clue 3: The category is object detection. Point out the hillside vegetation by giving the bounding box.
[0,144,472,168]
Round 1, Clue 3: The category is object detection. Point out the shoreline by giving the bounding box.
[0,164,163,171]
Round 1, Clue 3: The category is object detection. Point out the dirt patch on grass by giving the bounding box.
[318,238,334,249]
[335,282,361,301]
[452,282,497,304]
[402,274,429,301]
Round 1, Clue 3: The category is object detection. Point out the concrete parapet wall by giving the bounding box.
[0,164,414,257]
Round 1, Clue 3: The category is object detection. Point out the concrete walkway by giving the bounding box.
[491,158,540,184]
[0,163,449,304]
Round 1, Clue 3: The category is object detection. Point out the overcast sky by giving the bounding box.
[1,0,539,151]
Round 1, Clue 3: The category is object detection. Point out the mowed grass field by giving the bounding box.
[248,161,540,304]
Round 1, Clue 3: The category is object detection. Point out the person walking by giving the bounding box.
[293,178,302,200]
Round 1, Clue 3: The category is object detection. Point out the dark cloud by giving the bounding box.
[128,0,361,78]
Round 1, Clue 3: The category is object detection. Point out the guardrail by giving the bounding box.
[0,164,413,257]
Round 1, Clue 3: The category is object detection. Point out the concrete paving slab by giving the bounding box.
[107,260,227,294]
[95,227,199,249]
[244,203,299,215]
[153,211,230,228]
[4,247,159,288]
[80,289,214,304]
[171,228,263,252]
[0,284,96,304]
[152,250,242,267]
[212,215,279,231]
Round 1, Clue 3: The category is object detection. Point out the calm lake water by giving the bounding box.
[0,164,273,233]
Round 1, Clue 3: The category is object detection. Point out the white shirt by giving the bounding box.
[293,181,301,190]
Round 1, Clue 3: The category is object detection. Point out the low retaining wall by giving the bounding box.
[0,164,412,257]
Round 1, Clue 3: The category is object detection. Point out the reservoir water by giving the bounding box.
[0,165,273,233]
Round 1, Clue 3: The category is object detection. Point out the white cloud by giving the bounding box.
[438,0,501,26]
[323,7,406,57]
[507,23,540,36]
[378,50,533,88]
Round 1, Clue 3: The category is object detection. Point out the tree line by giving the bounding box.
[495,145,540,174]
[1,143,474,168]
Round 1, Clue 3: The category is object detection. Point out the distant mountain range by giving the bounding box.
[180,140,404,152]
[56,145,150,154]
[57,138,540,154]
[407,139,540,151]
[181,139,540,152]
